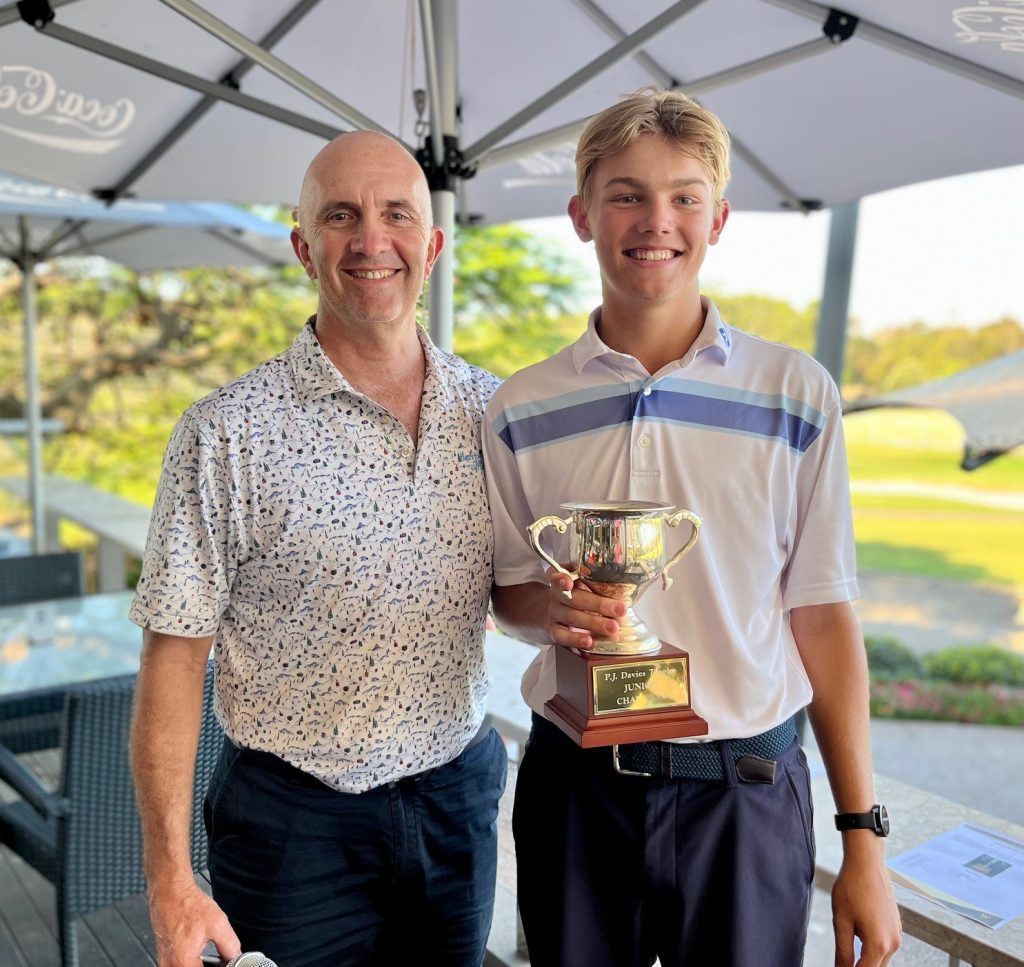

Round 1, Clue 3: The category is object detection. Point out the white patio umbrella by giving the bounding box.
[1,0,1022,363]
[0,173,293,551]
[845,349,1024,470]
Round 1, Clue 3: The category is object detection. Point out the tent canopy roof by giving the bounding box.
[0,174,292,270]
[846,350,1024,469]
[1,0,1021,223]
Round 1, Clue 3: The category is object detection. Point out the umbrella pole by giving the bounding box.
[423,0,458,352]
[814,200,859,388]
[429,189,455,351]
[18,217,46,553]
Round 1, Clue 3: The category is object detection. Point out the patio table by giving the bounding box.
[0,590,139,752]
[0,590,140,697]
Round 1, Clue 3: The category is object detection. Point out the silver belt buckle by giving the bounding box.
[612,744,653,778]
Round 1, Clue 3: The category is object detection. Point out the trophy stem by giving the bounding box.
[590,608,662,655]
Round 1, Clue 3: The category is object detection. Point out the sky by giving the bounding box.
[518,163,1024,337]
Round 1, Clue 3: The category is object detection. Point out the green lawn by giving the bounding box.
[853,517,1024,586]
[845,409,1024,587]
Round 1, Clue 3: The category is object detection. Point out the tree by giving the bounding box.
[704,291,819,354]
[3,233,1020,512]
[0,224,591,503]
[845,318,1024,396]
[0,259,313,503]
[453,224,583,326]
[452,224,591,377]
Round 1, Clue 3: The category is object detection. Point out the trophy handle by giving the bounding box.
[661,510,702,592]
[526,515,578,600]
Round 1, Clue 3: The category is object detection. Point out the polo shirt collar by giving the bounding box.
[692,297,734,365]
[290,316,452,406]
[417,324,455,405]
[571,296,734,375]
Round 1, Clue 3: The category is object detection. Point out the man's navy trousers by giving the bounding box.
[205,727,507,967]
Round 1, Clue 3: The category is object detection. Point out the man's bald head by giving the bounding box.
[289,129,444,336]
[296,131,433,232]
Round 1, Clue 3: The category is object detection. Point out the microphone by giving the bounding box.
[201,953,278,967]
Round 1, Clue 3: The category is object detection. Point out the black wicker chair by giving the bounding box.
[0,551,84,607]
[0,663,223,967]
[0,552,86,754]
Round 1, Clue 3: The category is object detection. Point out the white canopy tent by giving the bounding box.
[845,349,1024,470]
[0,173,293,550]
[1,0,1022,370]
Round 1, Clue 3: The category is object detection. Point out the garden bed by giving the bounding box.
[865,637,1024,726]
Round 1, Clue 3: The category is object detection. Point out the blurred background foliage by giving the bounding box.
[1,222,1022,512]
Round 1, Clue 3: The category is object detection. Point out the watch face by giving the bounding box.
[875,804,890,836]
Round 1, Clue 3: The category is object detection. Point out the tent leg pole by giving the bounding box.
[428,189,455,351]
[423,0,458,350]
[19,220,47,553]
[814,200,859,388]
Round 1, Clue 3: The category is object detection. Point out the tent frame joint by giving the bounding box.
[416,134,476,193]
[783,198,824,212]
[17,0,54,29]
[823,8,858,44]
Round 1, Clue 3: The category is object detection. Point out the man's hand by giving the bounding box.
[149,878,240,967]
[831,837,902,967]
[544,567,625,650]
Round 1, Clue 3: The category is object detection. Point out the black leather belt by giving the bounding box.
[612,716,797,783]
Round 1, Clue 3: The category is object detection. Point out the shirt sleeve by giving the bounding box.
[780,394,859,610]
[129,411,235,636]
[482,396,550,588]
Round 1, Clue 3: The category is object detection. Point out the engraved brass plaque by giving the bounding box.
[591,658,690,715]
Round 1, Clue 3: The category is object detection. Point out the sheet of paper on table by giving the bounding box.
[888,823,1024,929]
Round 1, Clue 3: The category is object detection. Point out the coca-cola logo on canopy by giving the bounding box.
[502,144,576,190]
[0,64,135,154]
[952,1,1024,53]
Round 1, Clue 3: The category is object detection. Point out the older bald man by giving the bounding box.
[130,132,506,967]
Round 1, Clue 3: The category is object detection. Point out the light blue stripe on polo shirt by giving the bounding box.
[491,380,645,437]
[497,377,826,455]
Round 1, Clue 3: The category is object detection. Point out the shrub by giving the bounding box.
[870,679,1024,727]
[925,645,1024,687]
[861,634,1024,726]
[864,635,926,681]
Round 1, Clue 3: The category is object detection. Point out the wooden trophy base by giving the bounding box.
[544,642,709,748]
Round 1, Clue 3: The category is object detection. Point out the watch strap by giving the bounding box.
[834,803,889,836]
[834,811,876,831]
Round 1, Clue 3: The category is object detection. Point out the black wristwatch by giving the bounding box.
[835,803,889,837]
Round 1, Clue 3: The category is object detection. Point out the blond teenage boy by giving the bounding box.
[483,90,901,967]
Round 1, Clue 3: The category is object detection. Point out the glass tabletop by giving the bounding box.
[0,590,140,695]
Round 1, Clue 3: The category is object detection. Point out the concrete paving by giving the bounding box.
[870,719,1023,827]
[856,571,1024,654]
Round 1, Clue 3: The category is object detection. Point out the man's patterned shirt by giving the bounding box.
[131,321,500,793]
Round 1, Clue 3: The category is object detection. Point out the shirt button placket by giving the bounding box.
[632,381,658,476]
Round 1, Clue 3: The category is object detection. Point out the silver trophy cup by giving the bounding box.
[527,500,701,656]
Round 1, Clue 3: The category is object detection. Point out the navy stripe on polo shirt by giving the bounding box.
[496,377,825,455]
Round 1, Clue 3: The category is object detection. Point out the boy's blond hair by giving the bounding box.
[575,88,731,210]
